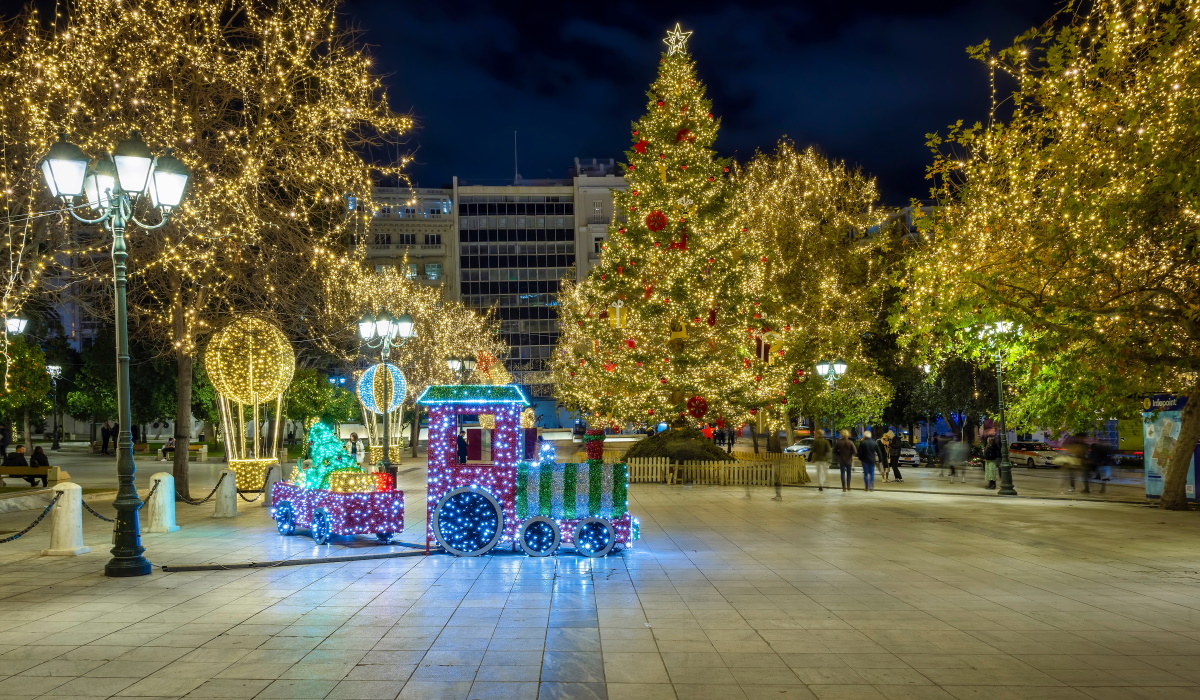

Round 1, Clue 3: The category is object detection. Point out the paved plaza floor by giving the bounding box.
[2,452,1200,699]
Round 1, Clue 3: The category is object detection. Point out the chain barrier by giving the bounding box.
[0,492,62,544]
[237,466,274,503]
[81,498,115,523]
[176,472,226,505]
[136,479,161,511]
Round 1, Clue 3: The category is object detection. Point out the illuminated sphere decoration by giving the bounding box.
[204,316,295,404]
[357,363,406,415]
[432,487,503,556]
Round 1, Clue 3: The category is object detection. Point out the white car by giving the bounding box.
[1008,441,1059,468]
[784,438,814,458]
[896,440,920,467]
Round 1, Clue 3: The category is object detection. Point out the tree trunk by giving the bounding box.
[173,351,193,499]
[1160,384,1200,510]
[22,408,32,452]
[945,412,963,439]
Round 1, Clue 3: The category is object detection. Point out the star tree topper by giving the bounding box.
[663,23,692,55]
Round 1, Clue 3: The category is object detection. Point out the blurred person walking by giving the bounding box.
[100,420,112,455]
[809,429,831,492]
[857,430,879,492]
[878,432,893,483]
[1084,439,1112,494]
[1062,433,1087,492]
[834,429,856,492]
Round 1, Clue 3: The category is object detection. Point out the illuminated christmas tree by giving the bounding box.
[295,422,362,491]
[552,25,794,427]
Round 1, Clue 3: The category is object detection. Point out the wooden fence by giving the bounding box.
[625,455,809,486]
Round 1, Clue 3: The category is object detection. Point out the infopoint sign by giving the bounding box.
[1142,394,1200,501]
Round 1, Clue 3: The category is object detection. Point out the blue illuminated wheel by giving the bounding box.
[432,487,503,557]
[311,507,333,545]
[518,516,561,557]
[376,532,394,543]
[573,517,617,557]
[274,501,295,536]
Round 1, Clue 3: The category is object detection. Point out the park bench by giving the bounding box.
[0,465,69,486]
[154,443,208,461]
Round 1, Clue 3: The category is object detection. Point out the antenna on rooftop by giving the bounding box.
[513,131,521,185]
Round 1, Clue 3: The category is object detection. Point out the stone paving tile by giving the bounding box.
[2,465,1200,700]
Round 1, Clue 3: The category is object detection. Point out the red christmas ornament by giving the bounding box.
[723,167,730,172]
[781,398,788,404]
[627,164,635,170]
[680,165,687,170]
[707,112,713,118]
[761,256,768,262]
[686,396,709,419]
[754,312,762,319]
[643,285,654,299]
[636,361,643,367]
[743,358,751,369]
[645,210,668,232]
[675,128,693,142]
[654,242,661,247]
[603,362,616,372]
[648,409,655,415]
[632,130,639,135]
[792,378,800,384]
[784,325,791,331]
[755,375,763,382]
[707,309,717,326]
[600,274,606,280]
[625,338,636,349]
[692,317,701,324]
[629,205,636,212]
[660,377,668,384]
[632,190,640,196]
[634,139,648,153]
[708,258,715,263]
[749,408,758,416]
[618,227,626,234]
[657,100,665,107]
[708,177,715,181]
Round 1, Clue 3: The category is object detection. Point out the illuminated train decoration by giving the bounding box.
[269,384,638,557]
[417,384,639,557]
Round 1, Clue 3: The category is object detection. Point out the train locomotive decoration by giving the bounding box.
[270,383,638,557]
[419,384,638,557]
[271,422,404,545]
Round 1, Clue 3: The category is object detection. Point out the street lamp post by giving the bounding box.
[814,359,847,435]
[445,355,477,384]
[984,322,1018,497]
[359,310,415,484]
[38,131,190,577]
[47,365,62,451]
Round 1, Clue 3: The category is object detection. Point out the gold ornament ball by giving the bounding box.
[204,316,295,404]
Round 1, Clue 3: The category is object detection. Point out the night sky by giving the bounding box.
[343,0,1060,202]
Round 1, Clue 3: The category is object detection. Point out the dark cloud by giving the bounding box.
[345,0,1057,201]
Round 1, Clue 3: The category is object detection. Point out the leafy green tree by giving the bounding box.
[0,335,51,450]
[901,0,1200,508]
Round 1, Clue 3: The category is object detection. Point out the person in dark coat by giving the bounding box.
[28,446,49,486]
[857,431,879,492]
[2,444,31,484]
[101,420,112,455]
[457,430,469,464]
[833,429,856,492]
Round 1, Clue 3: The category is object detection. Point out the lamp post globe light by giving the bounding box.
[359,310,415,483]
[5,315,28,334]
[38,131,190,577]
[47,365,62,451]
[445,355,477,383]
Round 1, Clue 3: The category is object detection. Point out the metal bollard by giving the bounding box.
[144,472,181,533]
[262,465,282,509]
[42,482,90,556]
[212,469,238,518]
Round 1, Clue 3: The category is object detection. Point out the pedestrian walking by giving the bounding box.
[101,420,112,455]
[809,429,831,492]
[947,438,969,483]
[131,423,140,444]
[834,429,856,492]
[1062,433,1087,492]
[887,432,904,482]
[857,430,879,492]
[984,437,1000,489]
[1086,440,1111,494]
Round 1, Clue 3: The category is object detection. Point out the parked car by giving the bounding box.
[1008,441,1059,468]
[784,437,815,459]
[896,440,921,467]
